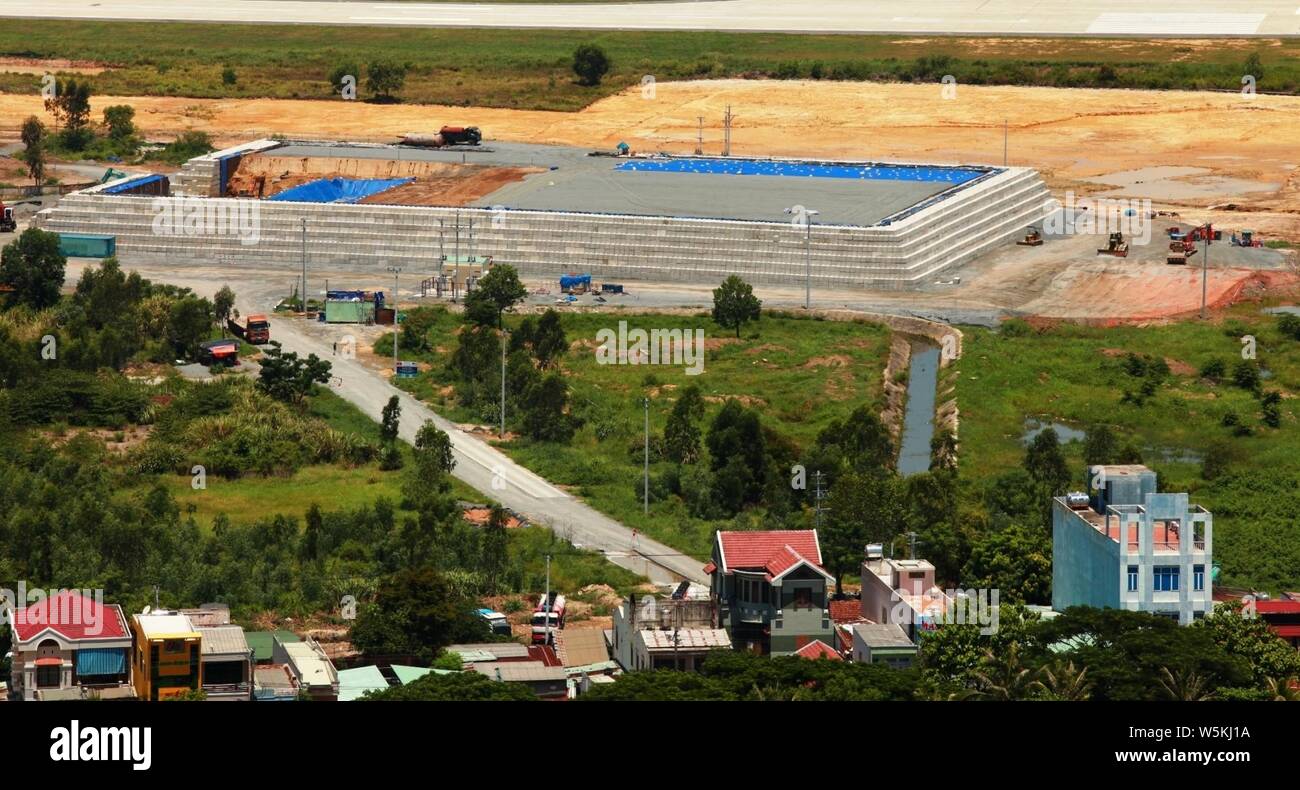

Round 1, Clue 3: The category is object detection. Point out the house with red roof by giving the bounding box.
[7,590,135,701]
[705,529,836,656]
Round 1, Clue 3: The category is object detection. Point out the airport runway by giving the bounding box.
[3,0,1299,37]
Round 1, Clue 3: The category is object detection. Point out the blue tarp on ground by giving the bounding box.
[268,177,413,204]
[615,158,986,184]
[76,648,127,676]
[101,174,169,195]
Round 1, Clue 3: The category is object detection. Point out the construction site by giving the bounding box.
[31,131,1052,292]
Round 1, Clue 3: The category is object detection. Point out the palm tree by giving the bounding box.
[1034,660,1093,701]
[969,642,1040,701]
[750,683,802,701]
[1266,676,1300,701]
[1157,666,1216,701]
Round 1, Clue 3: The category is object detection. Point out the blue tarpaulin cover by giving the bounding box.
[101,174,168,194]
[269,177,413,204]
[76,648,127,676]
[615,159,985,184]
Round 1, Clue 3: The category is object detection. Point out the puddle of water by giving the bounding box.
[1021,418,1086,445]
[898,343,940,476]
[1264,306,1300,316]
[1147,446,1205,464]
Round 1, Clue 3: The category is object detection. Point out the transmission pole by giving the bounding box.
[695,116,704,156]
[643,397,650,514]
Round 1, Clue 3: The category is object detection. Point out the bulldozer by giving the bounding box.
[1016,226,1044,246]
[1098,232,1129,257]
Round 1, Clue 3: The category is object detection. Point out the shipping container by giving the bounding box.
[57,233,117,259]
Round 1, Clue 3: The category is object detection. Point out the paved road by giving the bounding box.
[5,0,1299,36]
[265,313,708,585]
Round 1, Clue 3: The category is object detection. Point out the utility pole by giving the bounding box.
[813,470,828,531]
[300,218,307,313]
[500,329,507,438]
[544,554,552,646]
[723,105,735,157]
[386,266,401,371]
[1003,119,1008,166]
[1200,222,1210,320]
[695,116,704,156]
[643,397,650,515]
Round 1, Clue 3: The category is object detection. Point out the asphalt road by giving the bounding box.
[267,313,707,584]
[4,0,1299,36]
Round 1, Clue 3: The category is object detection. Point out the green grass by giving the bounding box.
[955,302,1300,592]
[1,21,1297,111]
[388,309,892,558]
[509,526,645,598]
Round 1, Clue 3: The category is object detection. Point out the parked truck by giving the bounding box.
[531,593,566,645]
[0,201,15,233]
[229,313,271,344]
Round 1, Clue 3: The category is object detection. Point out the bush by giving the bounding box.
[572,44,611,86]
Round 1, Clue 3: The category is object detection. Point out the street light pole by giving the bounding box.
[300,218,307,313]
[643,397,649,515]
[500,329,507,439]
[1200,223,1210,320]
[386,266,401,371]
[785,206,819,310]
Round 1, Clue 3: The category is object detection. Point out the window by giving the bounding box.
[37,665,61,688]
[1154,566,1180,592]
[1193,564,1205,592]
[793,587,812,610]
[1127,565,1138,592]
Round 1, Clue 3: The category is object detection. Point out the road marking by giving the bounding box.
[1086,13,1265,35]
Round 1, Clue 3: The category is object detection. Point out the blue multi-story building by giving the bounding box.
[1052,465,1213,625]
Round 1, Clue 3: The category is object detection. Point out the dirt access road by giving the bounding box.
[60,259,706,585]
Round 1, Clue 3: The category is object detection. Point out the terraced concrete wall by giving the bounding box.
[35,164,1050,291]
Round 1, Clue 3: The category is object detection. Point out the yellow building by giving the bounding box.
[131,612,203,701]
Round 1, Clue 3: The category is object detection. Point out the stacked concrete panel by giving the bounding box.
[35,161,1050,291]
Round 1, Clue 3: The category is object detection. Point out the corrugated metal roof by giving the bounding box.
[447,642,530,659]
[134,613,199,639]
[639,628,731,650]
[472,661,567,682]
[245,630,299,662]
[198,625,250,656]
[391,665,457,685]
[282,642,337,687]
[556,629,610,668]
[338,665,389,701]
[852,623,915,648]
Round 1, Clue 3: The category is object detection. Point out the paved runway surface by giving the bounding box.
[4,0,1299,36]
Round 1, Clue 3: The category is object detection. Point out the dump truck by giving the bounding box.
[0,201,15,233]
[1016,226,1043,246]
[229,314,271,344]
[531,593,566,645]
[398,126,482,148]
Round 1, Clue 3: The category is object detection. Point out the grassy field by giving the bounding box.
[954,301,1300,592]
[386,308,892,558]
[0,21,1296,111]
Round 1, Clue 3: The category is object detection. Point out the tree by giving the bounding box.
[1244,51,1265,83]
[518,372,576,442]
[221,67,238,86]
[530,309,568,370]
[329,61,360,94]
[349,566,487,661]
[166,296,215,359]
[73,257,145,330]
[481,505,509,594]
[102,104,136,140]
[366,60,407,101]
[464,265,527,329]
[1232,359,1260,393]
[364,670,534,701]
[824,469,904,595]
[381,395,402,444]
[1034,660,1092,701]
[414,420,456,475]
[0,228,66,310]
[1197,601,1300,686]
[256,342,333,405]
[572,44,611,87]
[663,384,705,463]
[20,116,45,187]
[213,285,236,331]
[705,399,767,511]
[1024,427,1070,495]
[1082,424,1117,466]
[960,523,1052,604]
[711,275,762,338]
[399,306,438,353]
[44,78,92,135]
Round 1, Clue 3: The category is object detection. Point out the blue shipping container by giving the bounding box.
[58,233,116,259]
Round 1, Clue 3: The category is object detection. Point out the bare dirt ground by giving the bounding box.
[226,153,539,202]
[9,79,1300,321]
[0,57,110,76]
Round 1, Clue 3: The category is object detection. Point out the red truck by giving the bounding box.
[229,314,271,344]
